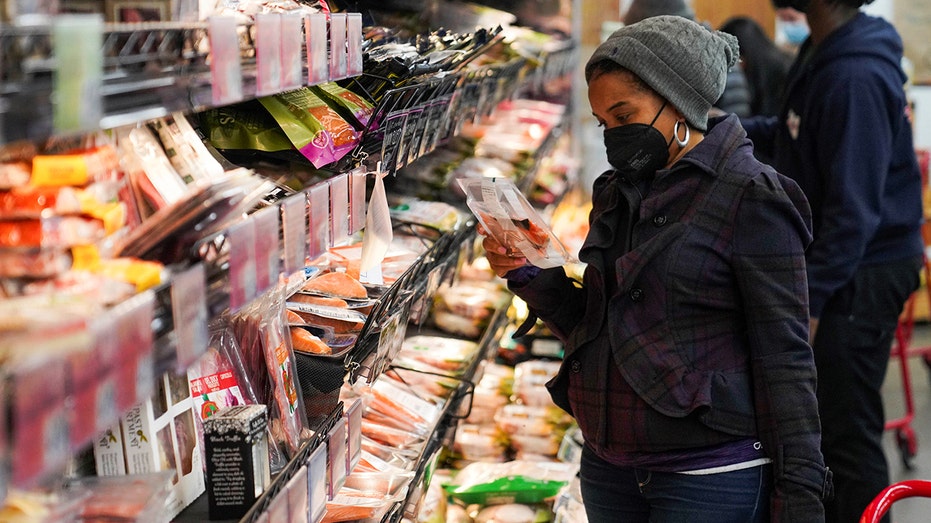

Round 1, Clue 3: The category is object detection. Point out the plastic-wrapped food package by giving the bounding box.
[117,126,189,212]
[188,320,282,470]
[513,360,561,408]
[232,290,310,458]
[442,460,578,506]
[311,83,376,129]
[259,88,361,168]
[458,177,575,269]
[66,471,174,523]
[0,217,105,248]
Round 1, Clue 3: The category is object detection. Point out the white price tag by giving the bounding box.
[307,443,327,523]
[252,206,282,294]
[171,263,209,370]
[346,14,363,77]
[209,16,244,106]
[308,184,331,258]
[326,419,348,499]
[281,12,305,90]
[349,168,367,234]
[52,15,103,134]
[306,13,329,85]
[229,217,258,312]
[282,193,309,275]
[328,13,348,81]
[255,13,283,97]
[329,174,350,245]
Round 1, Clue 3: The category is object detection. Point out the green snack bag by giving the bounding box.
[259,88,361,168]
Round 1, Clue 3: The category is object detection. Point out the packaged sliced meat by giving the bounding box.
[0,216,105,249]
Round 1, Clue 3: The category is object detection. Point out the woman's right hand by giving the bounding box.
[477,224,531,278]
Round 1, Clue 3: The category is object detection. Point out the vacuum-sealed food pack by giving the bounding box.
[457,177,575,269]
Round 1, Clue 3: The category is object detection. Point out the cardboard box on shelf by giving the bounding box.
[117,370,204,520]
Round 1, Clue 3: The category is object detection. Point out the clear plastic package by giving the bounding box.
[457,177,575,269]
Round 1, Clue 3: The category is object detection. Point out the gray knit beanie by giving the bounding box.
[624,0,695,24]
[586,15,740,131]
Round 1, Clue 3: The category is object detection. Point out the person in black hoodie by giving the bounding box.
[742,1,924,522]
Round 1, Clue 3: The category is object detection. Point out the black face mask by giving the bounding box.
[603,102,672,185]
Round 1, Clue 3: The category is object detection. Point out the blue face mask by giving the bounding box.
[782,21,809,45]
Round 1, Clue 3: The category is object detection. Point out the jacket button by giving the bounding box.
[570,359,581,373]
[653,215,667,226]
[629,288,644,302]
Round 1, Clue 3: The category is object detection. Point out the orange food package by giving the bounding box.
[290,326,332,355]
[301,271,367,300]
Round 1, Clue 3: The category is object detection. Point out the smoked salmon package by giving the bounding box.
[187,320,288,474]
[231,290,311,461]
[286,271,371,426]
[458,177,575,269]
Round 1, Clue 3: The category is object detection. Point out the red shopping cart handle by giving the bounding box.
[860,480,931,523]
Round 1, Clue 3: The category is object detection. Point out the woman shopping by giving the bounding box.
[481,16,831,522]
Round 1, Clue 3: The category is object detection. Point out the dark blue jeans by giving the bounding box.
[579,446,772,523]
[814,256,922,523]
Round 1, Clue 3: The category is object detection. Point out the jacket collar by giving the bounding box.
[659,114,747,181]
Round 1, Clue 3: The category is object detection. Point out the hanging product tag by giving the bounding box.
[252,205,282,294]
[229,217,258,312]
[329,173,350,246]
[171,263,209,371]
[209,16,244,106]
[281,12,305,91]
[359,164,392,283]
[282,193,309,275]
[255,13,283,97]
[306,13,329,85]
[328,13,348,81]
[53,15,103,134]
[307,443,327,521]
[346,13,363,77]
[349,167,367,234]
[308,183,331,259]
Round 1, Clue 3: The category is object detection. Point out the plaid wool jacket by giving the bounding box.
[510,115,831,521]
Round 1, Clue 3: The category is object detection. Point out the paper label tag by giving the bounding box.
[349,168,366,234]
[308,184,331,258]
[380,112,407,174]
[252,206,281,294]
[229,217,258,312]
[329,174,350,245]
[53,15,103,134]
[328,13,348,81]
[307,443,327,523]
[209,16,244,106]
[95,378,117,435]
[346,14,363,77]
[282,193,309,275]
[281,12,305,90]
[255,13,283,97]
[306,13,329,85]
[326,419,348,498]
[171,263,209,370]
[345,399,363,471]
[115,291,155,409]
[286,302,366,322]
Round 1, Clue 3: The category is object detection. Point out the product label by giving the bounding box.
[190,371,246,421]
[171,263,209,371]
[255,13,283,97]
[209,16,244,106]
[306,13,329,85]
[308,184,331,259]
[252,206,281,295]
[282,192,308,275]
[281,13,304,90]
[228,217,258,312]
[329,174,350,245]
